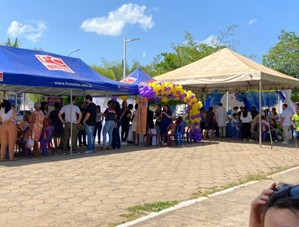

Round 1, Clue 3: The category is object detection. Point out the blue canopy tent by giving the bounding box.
[0,46,138,96]
[120,67,154,86]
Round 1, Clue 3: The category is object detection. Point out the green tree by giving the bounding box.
[263,30,299,78]
[1,38,19,47]
[28,94,43,103]
[263,30,299,101]
[91,65,116,80]
[101,59,123,81]
[152,25,237,76]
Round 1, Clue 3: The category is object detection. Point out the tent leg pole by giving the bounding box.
[259,80,262,148]
[226,91,229,113]
[70,89,73,155]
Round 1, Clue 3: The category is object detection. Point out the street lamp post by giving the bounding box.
[67,48,80,56]
[123,38,140,79]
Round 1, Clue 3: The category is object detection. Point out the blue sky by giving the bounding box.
[1,0,299,68]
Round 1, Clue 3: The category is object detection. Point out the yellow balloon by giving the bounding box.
[120,95,127,101]
[161,96,168,102]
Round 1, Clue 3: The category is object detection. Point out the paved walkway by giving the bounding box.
[0,139,299,227]
[128,167,299,227]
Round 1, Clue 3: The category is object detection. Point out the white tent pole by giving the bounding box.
[23,93,26,110]
[226,91,229,112]
[259,80,262,147]
[70,89,73,155]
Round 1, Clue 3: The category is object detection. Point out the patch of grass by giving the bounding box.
[190,186,221,199]
[116,200,179,225]
[110,164,299,226]
[128,201,179,213]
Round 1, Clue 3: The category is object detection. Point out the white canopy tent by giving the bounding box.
[155,48,299,146]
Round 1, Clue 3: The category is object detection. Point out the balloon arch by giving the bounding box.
[139,81,202,142]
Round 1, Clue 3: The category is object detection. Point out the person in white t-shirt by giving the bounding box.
[215,103,228,138]
[58,96,82,152]
[280,103,293,144]
[240,106,253,141]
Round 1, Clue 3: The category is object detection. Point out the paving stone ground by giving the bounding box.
[0,139,299,227]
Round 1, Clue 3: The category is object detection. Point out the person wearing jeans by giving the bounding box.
[85,124,95,152]
[101,100,116,149]
[102,120,116,149]
[82,95,96,153]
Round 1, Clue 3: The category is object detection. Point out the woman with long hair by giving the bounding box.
[160,105,173,145]
[30,102,45,158]
[0,99,17,161]
[111,101,121,149]
[240,106,252,141]
[101,100,116,149]
[120,102,132,143]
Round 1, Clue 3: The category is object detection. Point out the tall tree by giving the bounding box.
[263,30,299,78]
[152,25,237,76]
[263,30,299,101]
[91,65,116,80]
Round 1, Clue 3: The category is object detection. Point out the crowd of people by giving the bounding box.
[1,96,299,161]
[200,102,299,144]
[0,95,189,161]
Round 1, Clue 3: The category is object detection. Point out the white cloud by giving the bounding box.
[80,3,154,36]
[7,20,47,43]
[142,51,146,58]
[199,35,219,46]
[248,18,257,25]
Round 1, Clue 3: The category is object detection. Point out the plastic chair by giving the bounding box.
[145,128,158,146]
[15,127,30,156]
[40,126,55,156]
[166,123,177,146]
[175,122,187,145]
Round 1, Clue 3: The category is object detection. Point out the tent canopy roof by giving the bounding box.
[120,67,154,86]
[0,46,138,96]
[154,48,299,92]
